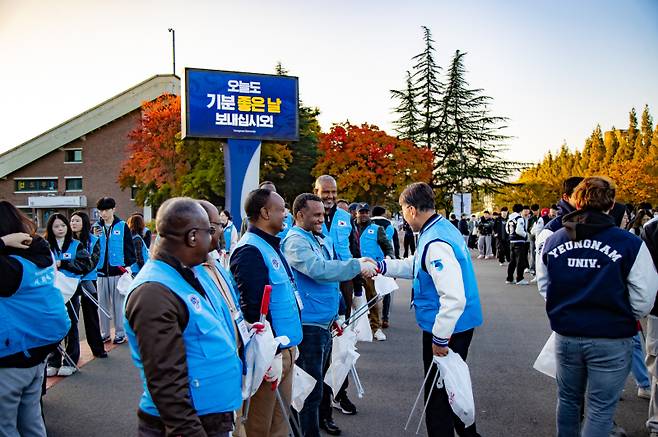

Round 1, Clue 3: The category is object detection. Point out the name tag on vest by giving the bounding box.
[234,312,252,346]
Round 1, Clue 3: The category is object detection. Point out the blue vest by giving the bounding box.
[277,212,294,239]
[223,223,236,252]
[53,239,81,279]
[322,208,353,261]
[82,234,100,281]
[130,235,150,274]
[124,260,242,416]
[0,257,70,358]
[282,227,341,326]
[413,216,483,334]
[234,232,303,347]
[360,223,385,262]
[543,225,641,339]
[98,220,127,268]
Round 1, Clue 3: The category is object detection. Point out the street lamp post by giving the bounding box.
[168,28,176,75]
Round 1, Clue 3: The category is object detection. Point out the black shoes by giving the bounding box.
[320,418,341,435]
[93,351,108,358]
[332,395,358,415]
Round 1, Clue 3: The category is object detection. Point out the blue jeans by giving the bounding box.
[555,334,632,437]
[632,332,650,389]
[296,325,332,437]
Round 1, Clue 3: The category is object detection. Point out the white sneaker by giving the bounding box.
[373,329,387,341]
[57,366,77,377]
[46,366,59,377]
[516,279,530,285]
[477,255,484,259]
[530,276,537,283]
[638,387,651,400]
[485,255,495,259]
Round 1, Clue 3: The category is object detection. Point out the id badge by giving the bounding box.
[234,312,251,346]
[293,288,304,310]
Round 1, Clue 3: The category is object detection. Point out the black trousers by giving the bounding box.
[48,295,80,367]
[496,237,510,263]
[422,330,480,437]
[404,233,416,257]
[79,280,106,356]
[507,243,528,282]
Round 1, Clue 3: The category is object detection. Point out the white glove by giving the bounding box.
[358,258,377,278]
[264,353,283,388]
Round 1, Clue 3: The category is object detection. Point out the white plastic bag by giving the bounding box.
[348,309,373,342]
[242,320,290,399]
[433,350,475,427]
[533,332,557,379]
[116,272,134,296]
[373,275,398,296]
[324,329,360,396]
[55,271,79,303]
[292,364,317,412]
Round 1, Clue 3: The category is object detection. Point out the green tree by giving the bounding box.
[627,107,639,152]
[431,50,520,211]
[638,104,654,158]
[390,70,420,141]
[410,26,443,149]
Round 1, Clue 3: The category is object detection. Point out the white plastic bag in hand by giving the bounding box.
[324,329,359,396]
[533,332,557,379]
[433,350,475,427]
[242,319,290,399]
[55,271,79,303]
[292,365,317,412]
[373,275,398,296]
[116,272,134,296]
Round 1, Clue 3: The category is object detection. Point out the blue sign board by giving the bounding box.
[184,68,299,141]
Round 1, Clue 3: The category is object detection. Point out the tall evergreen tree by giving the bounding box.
[431,50,520,210]
[588,125,606,172]
[627,107,639,151]
[390,70,420,141]
[649,124,658,160]
[410,26,443,149]
[640,104,654,154]
[603,127,619,165]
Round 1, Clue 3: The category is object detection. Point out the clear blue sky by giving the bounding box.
[1,0,657,163]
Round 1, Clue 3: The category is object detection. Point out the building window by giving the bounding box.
[65,177,83,191]
[14,178,58,192]
[64,150,82,163]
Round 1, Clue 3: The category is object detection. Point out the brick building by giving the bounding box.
[0,74,180,228]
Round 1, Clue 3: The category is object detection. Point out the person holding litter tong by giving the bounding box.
[281,193,376,437]
[376,182,483,437]
[230,188,304,437]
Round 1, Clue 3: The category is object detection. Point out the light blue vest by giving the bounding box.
[413,216,483,334]
[82,234,100,281]
[282,227,341,326]
[124,260,242,416]
[234,232,303,347]
[53,239,81,279]
[360,223,385,261]
[98,220,127,269]
[277,212,294,239]
[322,208,353,261]
[130,235,150,274]
[384,223,395,246]
[0,257,70,358]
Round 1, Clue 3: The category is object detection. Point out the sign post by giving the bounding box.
[183,68,299,229]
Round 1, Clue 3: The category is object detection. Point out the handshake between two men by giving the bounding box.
[357,257,379,278]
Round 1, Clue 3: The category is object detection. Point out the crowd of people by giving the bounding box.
[2,172,658,437]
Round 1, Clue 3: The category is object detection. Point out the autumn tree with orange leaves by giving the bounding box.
[313,122,433,207]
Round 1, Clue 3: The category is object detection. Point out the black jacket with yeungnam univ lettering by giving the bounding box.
[541,209,658,339]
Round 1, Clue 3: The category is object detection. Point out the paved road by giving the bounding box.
[43,257,649,436]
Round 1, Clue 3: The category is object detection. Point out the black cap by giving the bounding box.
[357,203,370,212]
[348,202,359,212]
